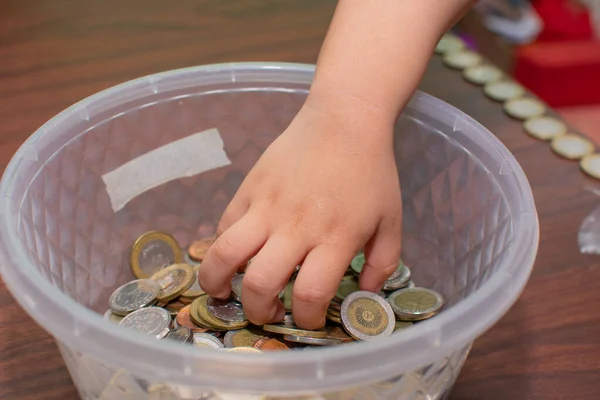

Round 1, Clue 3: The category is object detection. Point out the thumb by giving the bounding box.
[359,216,402,293]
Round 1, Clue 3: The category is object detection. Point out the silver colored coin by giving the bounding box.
[387,287,444,321]
[230,273,283,304]
[193,332,225,349]
[231,273,244,303]
[283,335,342,346]
[165,326,193,343]
[109,279,160,316]
[283,314,295,325]
[341,291,395,341]
[223,330,236,348]
[119,307,171,339]
[207,297,247,323]
[182,251,201,267]
[387,260,408,281]
[383,266,412,291]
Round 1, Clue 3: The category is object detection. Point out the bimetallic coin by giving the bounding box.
[503,97,545,120]
[103,309,124,324]
[483,80,525,102]
[165,326,193,343]
[463,64,503,85]
[119,307,171,339]
[581,153,600,180]
[109,279,160,316]
[387,287,444,321]
[192,332,225,349]
[231,273,244,303]
[188,238,215,261]
[263,322,328,338]
[227,346,263,353]
[150,263,195,303]
[224,329,264,349]
[175,305,209,333]
[383,266,411,291]
[335,278,360,302]
[551,133,595,160]
[207,297,247,323]
[130,231,183,279]
[523,116,567,141]
[180,264,204,299]
[442,50,482,70]
[341,291,395,341]
[350,252,365,275]
[283,335,342,346]
[435,33,465,55]
[195,295,248,330]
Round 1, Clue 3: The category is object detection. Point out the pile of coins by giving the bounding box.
[435,32,600,179]
[104,231,444,352]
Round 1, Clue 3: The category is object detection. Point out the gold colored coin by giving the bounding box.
[180,264,205,299]
[224,329,264,348]
[130,231,182,279]
[388,287,444,321]
[150,263,195,303]
[341,291,395,341]
[347,298,388,336]
[326,313,342,324]
[195,295,248,331]
[263,322,328,338]
[327,308,341,318]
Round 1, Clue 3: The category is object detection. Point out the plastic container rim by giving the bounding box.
[0,62,539,385]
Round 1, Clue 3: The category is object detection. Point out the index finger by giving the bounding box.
[198,212,268,299]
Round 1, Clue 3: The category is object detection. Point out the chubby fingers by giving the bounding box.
[360,216,402,292]
[198,212,267,299]
[241,234,307,325]
[292,244,356,330]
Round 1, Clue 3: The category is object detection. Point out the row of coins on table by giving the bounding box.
[105,230,445,351]
[435,33,600,178]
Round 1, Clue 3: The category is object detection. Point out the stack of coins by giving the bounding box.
[106,230,445,352]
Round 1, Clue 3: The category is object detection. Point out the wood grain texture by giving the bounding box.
[1,1,600,399]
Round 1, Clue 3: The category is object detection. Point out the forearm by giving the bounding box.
[307,0,475,136]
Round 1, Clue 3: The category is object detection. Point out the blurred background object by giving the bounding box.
[457,0,600,142]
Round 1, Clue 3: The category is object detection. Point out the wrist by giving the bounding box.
[304,82,396,139]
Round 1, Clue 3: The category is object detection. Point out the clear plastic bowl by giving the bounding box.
[0,62,539,400]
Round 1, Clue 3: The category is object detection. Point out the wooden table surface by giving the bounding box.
[1,1,600,399]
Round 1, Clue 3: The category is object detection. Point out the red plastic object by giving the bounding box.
[532,0,593,42]
[514,40,600,107]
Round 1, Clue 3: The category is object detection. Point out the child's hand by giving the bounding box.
[198,99,402,329]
